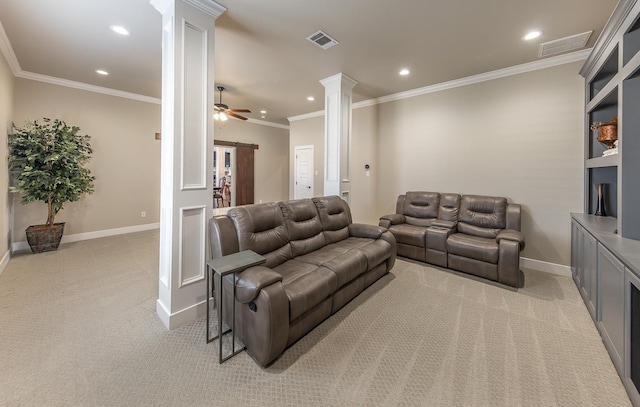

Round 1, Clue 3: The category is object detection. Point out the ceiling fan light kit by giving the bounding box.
[214,86,251,121]
[213,111,228,121]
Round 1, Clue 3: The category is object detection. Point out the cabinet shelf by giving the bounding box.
[590,45,619,101]
[587,82,619,113]
[587,155,620,168]
[622,49,640,80]
[624,15,640,66]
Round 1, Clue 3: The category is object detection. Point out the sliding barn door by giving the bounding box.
[235,145,254,205]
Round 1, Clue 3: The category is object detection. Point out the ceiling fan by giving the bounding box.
[214,86,251,121]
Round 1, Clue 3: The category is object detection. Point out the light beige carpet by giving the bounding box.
[0,230,631,406]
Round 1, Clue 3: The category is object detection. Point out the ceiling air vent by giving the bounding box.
[538,31,593,57]
[307,30,339,50]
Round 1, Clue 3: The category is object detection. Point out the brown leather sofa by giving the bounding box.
[379,192,525,288]
[209,196,396,366]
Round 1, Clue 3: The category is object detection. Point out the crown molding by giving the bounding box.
[2,15,292,130]
[16,70,162,104]
[1,20,161,104]
[288,110,324,122]
[289,49,591,122]
[371,49,591,106]
[0,21,21,75]
[183,0,227,19]
[152,0,227,18]
[319,72,358,90]
[150,0,172,14]
[9,69,290,129]
[245,118,290,130]
[580,0,638,77]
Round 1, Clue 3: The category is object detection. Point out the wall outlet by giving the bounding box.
[141,211,146,218]
[259,200,263,203]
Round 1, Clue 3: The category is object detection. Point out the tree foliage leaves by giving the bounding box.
[8,118,95,226]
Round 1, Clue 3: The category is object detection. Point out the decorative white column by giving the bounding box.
[151,0,226,329]
[320,73,357,203]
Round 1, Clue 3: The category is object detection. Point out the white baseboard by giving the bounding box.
[521,256,571,277]
[156,298,207,330]
[0,249,10,276]
[11,222,160,253]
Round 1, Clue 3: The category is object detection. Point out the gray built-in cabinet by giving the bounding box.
[573,0,640,405]
[571,215,640,405]
[583,0,640,238]
[571,219,597,318]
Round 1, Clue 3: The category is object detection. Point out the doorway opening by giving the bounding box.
[213,146,235,207]
[213,140,259,207]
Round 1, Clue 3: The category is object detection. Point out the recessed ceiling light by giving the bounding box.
[110,25,130,36]
[96,70,109,75]
[260,110,267,114]
[307,96,315,101]
[399,68,410,76]
[523,31,542,40]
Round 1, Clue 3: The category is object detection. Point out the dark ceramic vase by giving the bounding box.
[595,183,607,217]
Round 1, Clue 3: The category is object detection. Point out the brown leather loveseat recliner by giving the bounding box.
[209,196,396,366]
[379,192,525,288]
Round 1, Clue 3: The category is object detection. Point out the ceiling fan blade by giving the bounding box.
[229,109,251,113]
[227,111,248,121]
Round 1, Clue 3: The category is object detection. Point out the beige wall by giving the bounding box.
[11,79,161,242]
[214,119,289,204]
[9,79,289,246]
[0,52,14,263]
[289,108,381,224]
[290,62,585,266]
[289,115,325,200]
[349,105,380,224]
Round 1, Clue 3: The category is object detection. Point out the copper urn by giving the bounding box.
[592,117,618,149]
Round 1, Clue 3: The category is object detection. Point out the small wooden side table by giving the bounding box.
[206,250,266,363]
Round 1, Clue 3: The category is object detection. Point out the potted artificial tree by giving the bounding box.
[8,118,95,253]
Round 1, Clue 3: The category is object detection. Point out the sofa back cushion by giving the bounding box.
[402,191,440,227]
[279,199,326,257]
[227,203,292,268]
[438,193,461,222]
[458,195,507,238]
[209,216,239,258]
[312,196,352,243]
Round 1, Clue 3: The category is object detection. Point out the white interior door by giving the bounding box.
[295,145,314,199]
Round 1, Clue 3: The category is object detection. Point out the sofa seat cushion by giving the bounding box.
[331,238,392,270]
[273,260,338,321]
[319,251,368,288]
[446,233,498,264]
[294,244,351,265]
[388,224,427,247]
[294,243,368,288]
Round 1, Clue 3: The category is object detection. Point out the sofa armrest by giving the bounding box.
[235,266,283,304]
[380,230,397,269]
[378,213,405,229]
[221,269,289,366]
[506,203,521,231]
[497,229,525,251]
[349,223,385,239]
[431,219,456,230]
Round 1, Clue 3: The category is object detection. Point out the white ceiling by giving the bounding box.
[0,0,619,125]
